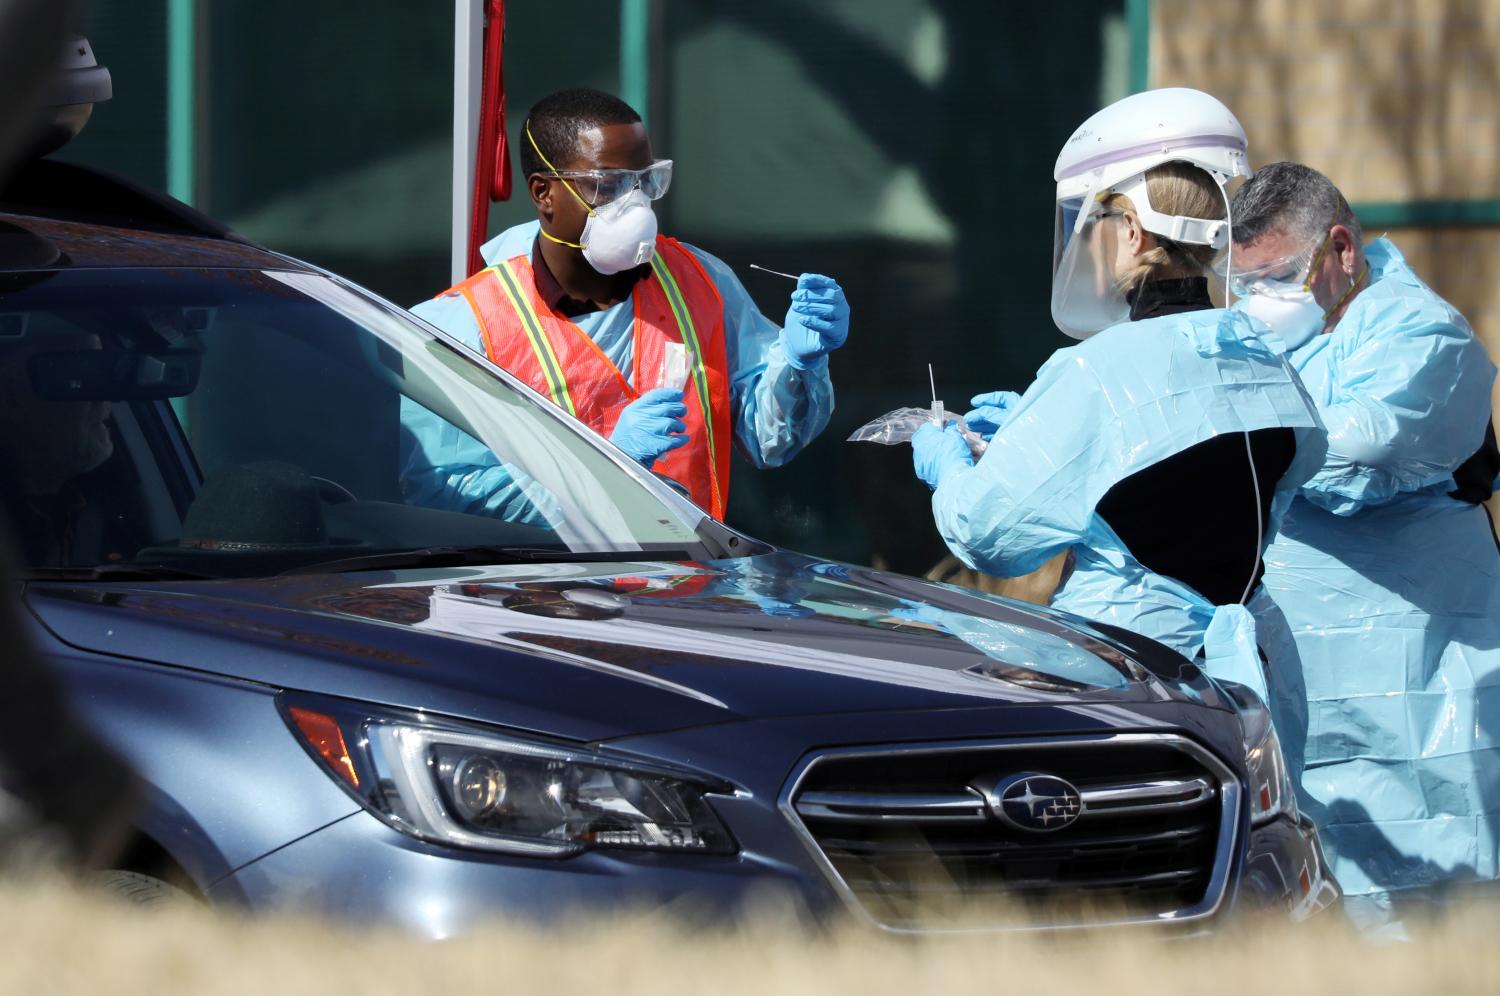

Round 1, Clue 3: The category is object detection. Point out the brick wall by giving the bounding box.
[1151,0,1500,201]
[1380,226,1500,372]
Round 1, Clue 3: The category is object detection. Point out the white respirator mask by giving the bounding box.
[1239,287,1327,350]
[1227,213,1371,351]
[574,187,657,274]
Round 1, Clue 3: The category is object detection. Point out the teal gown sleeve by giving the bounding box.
[929,349,1099,578]
[1293,290,1495,515]
[683,246,835,469]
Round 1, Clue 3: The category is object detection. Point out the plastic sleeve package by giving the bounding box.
[848,406,988,457]
[660,341,690,392]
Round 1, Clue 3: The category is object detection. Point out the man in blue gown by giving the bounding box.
[1230,162,1500,932]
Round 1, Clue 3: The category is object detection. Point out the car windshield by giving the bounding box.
[0,266,710,578]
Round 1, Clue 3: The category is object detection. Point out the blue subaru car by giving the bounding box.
[1,160,1335,935]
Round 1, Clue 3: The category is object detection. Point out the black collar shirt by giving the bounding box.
[529,236,650,318]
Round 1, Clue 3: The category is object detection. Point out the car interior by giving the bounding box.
[0,265,669,577]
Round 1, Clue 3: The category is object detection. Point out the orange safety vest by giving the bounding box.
[438,235,732,519]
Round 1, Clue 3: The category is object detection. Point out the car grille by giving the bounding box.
[783,734,1239,931]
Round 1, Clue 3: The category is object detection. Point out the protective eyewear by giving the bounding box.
[1223,207,1344,296]
[1222,235,1330,297]
[548,161,674,207]
[1052,193,1119,273]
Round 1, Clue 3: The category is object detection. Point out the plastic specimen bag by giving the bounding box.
[848,406,989,457]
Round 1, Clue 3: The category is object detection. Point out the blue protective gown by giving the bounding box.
[399,222,834,520]
[930,307,1326,696]
[1250,238,1500,928]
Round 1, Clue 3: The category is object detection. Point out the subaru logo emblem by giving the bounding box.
[972,772,1083,832]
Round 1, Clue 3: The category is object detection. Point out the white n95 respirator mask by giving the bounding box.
[577,187,658,275]
[1240,288,1326,350]
[524,119,660,276]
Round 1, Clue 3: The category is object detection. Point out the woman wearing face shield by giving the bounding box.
[911,88,1327,700]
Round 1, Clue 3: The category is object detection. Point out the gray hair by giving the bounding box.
[1229,162,1362,249]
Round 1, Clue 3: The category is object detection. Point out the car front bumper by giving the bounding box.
[209,808,834,939]
[1240,812,1341,919]
[211,778,1338,938]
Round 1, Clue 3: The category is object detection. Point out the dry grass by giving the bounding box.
[1,878,1496,995]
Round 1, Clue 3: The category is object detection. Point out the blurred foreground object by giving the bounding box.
[925,553,1065,607]
[27,33,112,161]
[0,0,82,177]
[0,526,139,869]
[0,8,139,870]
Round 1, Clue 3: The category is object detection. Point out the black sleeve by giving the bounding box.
[1449,420,1500,505]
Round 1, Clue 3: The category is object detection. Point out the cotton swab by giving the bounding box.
[749,263,800,281]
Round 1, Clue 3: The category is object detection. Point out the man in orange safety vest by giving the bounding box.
[408,87,849,521]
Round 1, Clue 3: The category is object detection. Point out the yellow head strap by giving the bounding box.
[1302,204,1350,292]
[1304,202,1368,326]
[525,119,594,250]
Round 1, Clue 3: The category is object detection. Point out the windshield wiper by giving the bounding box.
[278,545,695,576]
[21,564,218,582]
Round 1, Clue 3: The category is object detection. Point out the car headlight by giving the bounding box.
[1216,680,1298,827]
[282,697,737,858]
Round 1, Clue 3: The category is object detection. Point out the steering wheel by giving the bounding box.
[309,476,357,504]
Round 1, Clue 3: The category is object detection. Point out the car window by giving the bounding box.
[0,266,704,577]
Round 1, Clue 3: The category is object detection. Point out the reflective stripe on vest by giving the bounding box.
[489,261,576,417]
[648,253,722,518]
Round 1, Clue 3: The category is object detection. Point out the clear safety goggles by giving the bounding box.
[549,160,674,207]
[1222,217,1338,297]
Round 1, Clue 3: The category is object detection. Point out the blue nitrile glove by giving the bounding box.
[780,273,850,370]
[963,390,1022,441]
[610,388,689,468]
[912,421,974,490]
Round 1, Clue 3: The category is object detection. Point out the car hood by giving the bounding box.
[28,551,1228,742]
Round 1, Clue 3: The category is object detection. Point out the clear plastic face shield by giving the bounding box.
[1050,183,1131,338]
[1050,88,1250,337]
